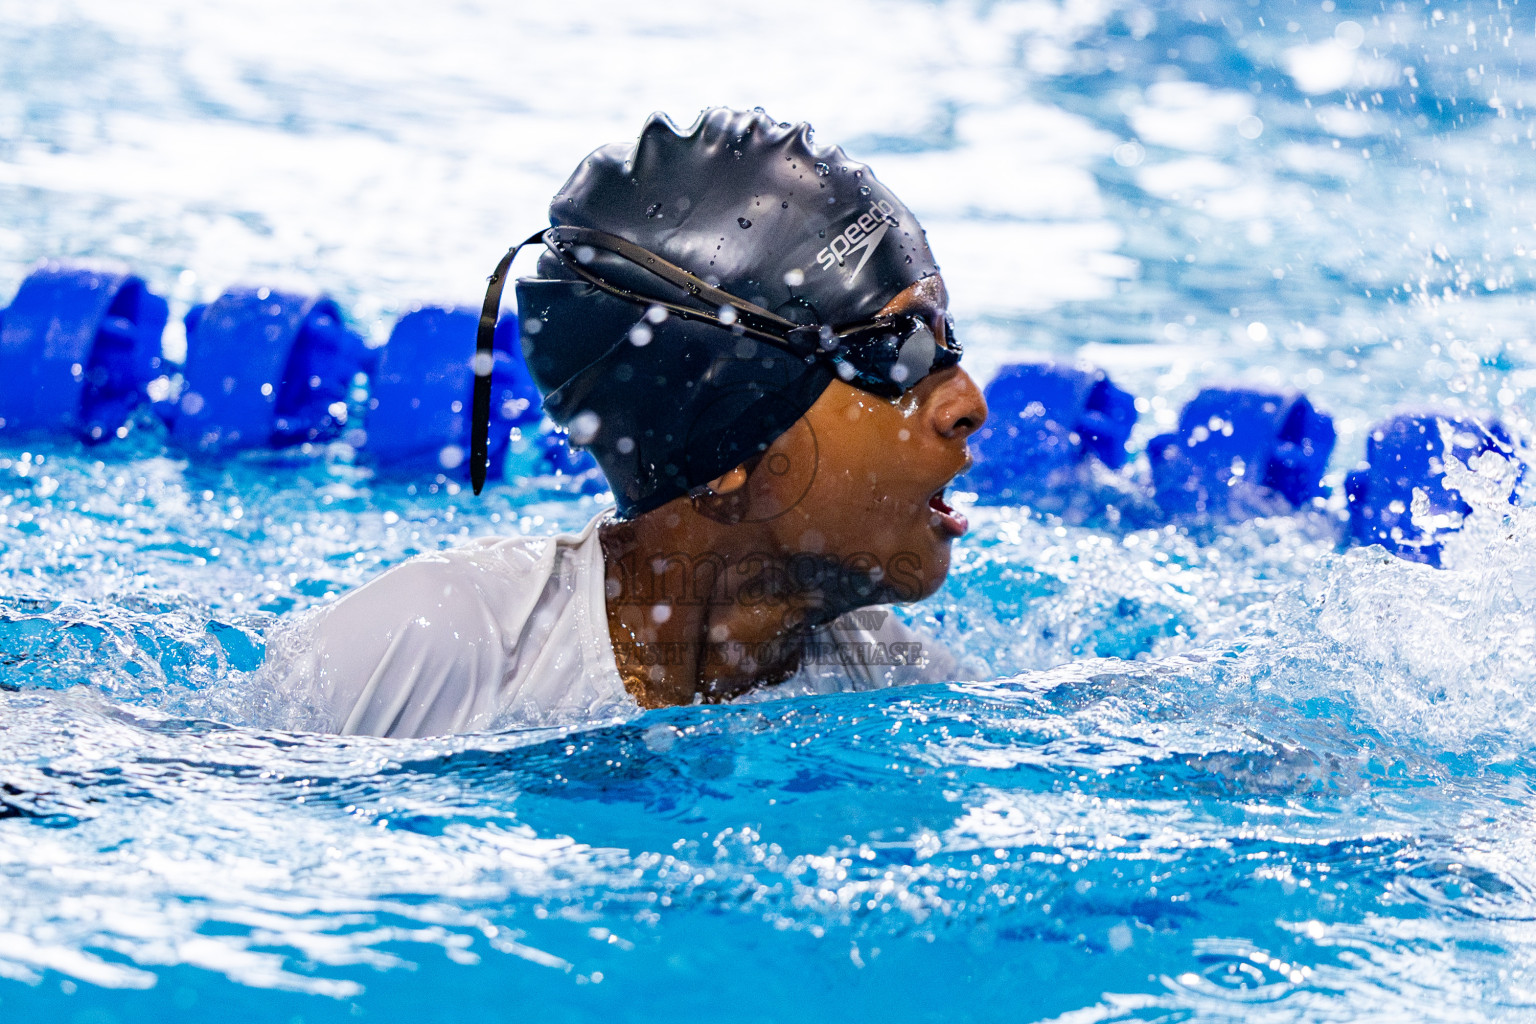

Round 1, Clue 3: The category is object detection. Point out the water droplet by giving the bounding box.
[737,217,752,229]
[781,200,789,208]
[645,203,663,218]
[569,410,601,445]
[859,185,871,196]
[814,162,830,176]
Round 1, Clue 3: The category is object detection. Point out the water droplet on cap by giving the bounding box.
[737,217,752,229]
[814,162,830,176]
[569,410,601,445]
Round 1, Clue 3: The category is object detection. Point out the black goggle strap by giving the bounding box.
[548,233,967,398]
[473,225,828,495]
[542,226,821,353]
[473,230,548,494]
[471,226,817,495]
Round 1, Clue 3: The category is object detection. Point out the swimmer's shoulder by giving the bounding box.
[449,510,611,577]
[328,510,610,638]
[287,509,621,736]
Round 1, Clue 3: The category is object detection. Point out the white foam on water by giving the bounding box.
[1290,439,1536,755]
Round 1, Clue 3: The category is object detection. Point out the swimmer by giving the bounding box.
[276,108,987,737]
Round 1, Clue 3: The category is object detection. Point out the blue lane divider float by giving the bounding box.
[364,305,600,485]
[168,288,373,453]
[0,263,169,442]
[967,362,1137,507]
[1346,412,1522,567]
[3,259,1529,568]
[1148,387,1336,518]
[966,369,1336,525]
[366,306,536,477]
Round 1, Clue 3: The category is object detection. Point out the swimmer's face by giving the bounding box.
[748,276,987,604]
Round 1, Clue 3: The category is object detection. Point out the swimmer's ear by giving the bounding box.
[706,464,750,494]
[688,459,757,524]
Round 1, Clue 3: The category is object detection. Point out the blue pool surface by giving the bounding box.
[5,0,1536,1020]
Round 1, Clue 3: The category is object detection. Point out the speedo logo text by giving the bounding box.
[815,199,898,279]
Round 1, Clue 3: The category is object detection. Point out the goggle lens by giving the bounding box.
[830,315,962,397]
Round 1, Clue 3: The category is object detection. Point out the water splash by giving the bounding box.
[5,0,1536,1018]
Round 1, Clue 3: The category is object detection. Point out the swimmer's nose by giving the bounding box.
[929,366,988,441]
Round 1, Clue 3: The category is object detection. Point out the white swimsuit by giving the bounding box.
[270,512,957,738]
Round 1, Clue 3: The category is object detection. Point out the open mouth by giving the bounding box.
[928,487,968,538]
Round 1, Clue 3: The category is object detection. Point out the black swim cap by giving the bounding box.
[500,108,940,516]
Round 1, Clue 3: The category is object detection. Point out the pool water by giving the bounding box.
[5,0,1536,1020]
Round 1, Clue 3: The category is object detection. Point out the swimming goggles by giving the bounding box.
[472,226,962,492]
